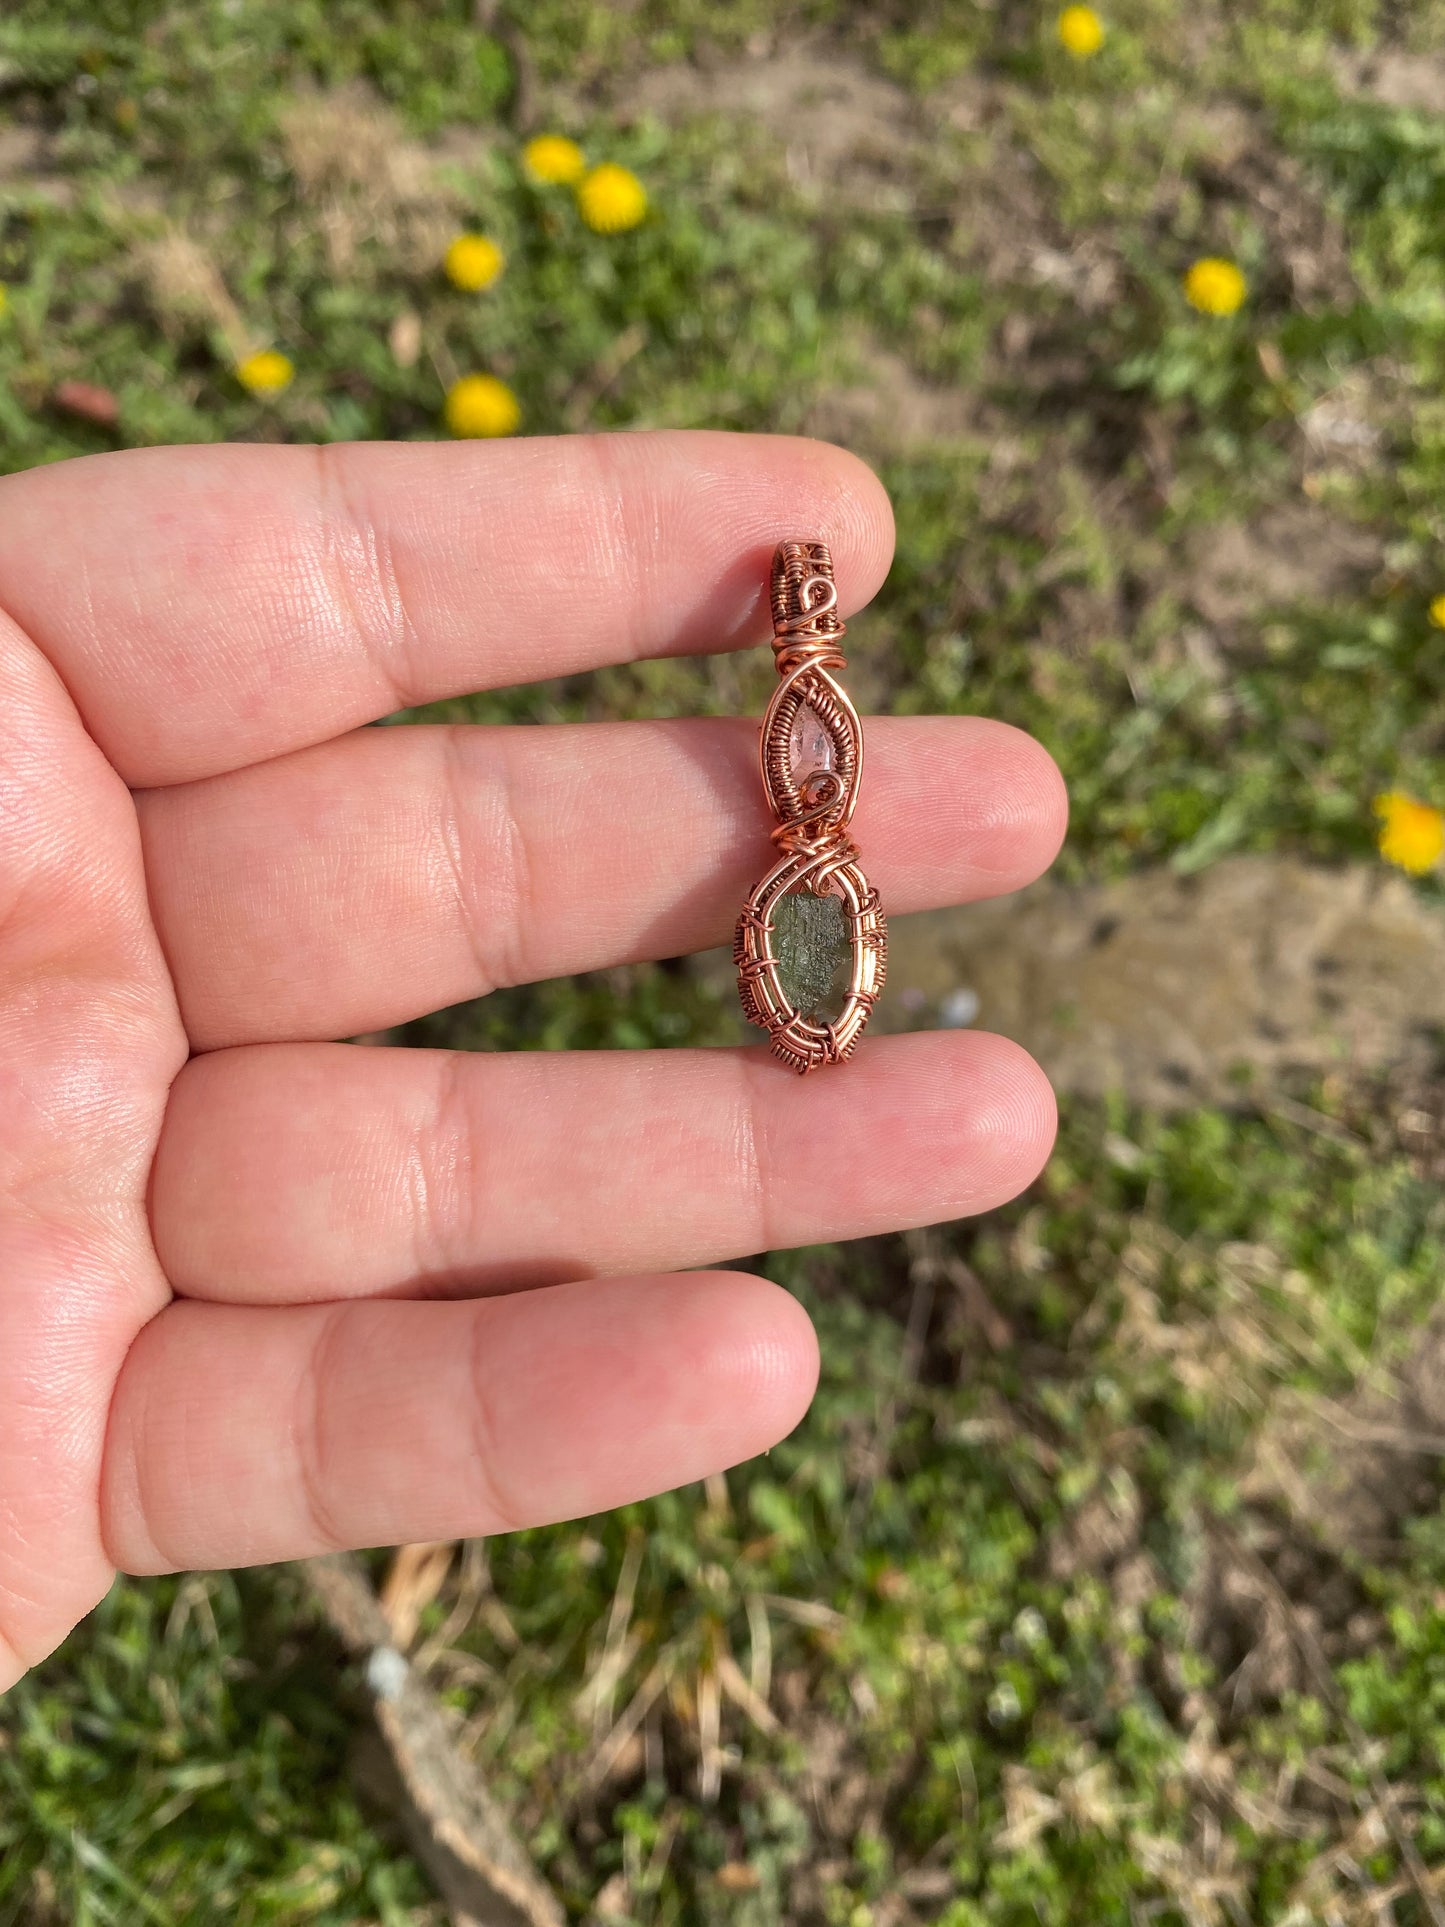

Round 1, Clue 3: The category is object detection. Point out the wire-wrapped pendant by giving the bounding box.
[734,541,886,1072]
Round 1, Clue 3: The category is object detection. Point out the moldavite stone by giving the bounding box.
[774,889,850,1024]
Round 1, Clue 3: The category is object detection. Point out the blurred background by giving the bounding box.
[2,3,1445,1922]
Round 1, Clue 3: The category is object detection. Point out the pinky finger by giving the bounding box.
[100,1273,818,1573]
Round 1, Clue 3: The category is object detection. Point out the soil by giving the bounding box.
[836,856,1445,1110]
[1184,503,1383,628]
[627,44,923,197]
[1335,45,1445,111]
[803,340,981,452]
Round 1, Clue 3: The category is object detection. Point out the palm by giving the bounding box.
[0,434,1064,1688]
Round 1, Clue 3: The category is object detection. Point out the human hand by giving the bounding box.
[0,433,1065,1686]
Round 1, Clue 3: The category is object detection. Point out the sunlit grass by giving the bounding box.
[2,1,1444,1920]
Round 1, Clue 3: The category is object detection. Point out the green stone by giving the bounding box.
[773,888,851,1024]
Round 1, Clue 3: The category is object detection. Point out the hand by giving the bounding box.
[0,433,1065,1686]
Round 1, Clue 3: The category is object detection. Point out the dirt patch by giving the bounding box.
[804,340,981,454]
[1191,1311,1445,1718]
[1335,45,1445,111]
[626,45,1084,296]
[276,87,468,275]
[1185,1514,1380,1717]
[1184,503,1382,627]
[0,122,46,177]
[627,44,920,198]
[138,227,253,360]
[1299,361,1404,480]
[1197,131,1355,310]
[870,857,1445,1111]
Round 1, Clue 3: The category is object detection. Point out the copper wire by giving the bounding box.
[734,542,887,1072]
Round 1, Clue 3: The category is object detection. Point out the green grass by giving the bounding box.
[3,1,1445,1921]
[6,1103,1443,1923]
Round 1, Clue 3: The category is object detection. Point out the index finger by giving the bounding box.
[0,433,894,787]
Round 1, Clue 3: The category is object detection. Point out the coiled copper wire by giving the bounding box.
[734,542,887,1072]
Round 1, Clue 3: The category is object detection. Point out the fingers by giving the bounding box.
[0,434,893,787]
[139,716,1067,1048]
[101,1272,818,1572]
[151,1031,1057,1305]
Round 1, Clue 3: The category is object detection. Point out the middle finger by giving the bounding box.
[139,716,1066,1049]
[152,1030,1056,1305]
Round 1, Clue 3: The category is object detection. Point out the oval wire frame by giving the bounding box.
[734,542,887,1073]
[760,667,859,832]
[734,848,886,1073]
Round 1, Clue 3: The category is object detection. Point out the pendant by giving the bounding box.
[734,541,886,1072]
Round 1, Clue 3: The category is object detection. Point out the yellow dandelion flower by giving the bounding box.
[1428,593,1445,629]
[1183,257,1248,316]
[1057,6,1105,57]
[1373,791,1445,876]
[235,349,294,396]
[443,232,505,292]
[523,134,585,185]
[577,162,647,235]
[444,374,520,439]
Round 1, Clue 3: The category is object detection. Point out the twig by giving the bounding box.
[380,1540,454,1651]
[744,1589,772,1704]
[1311,1396,1445,1457]
[1261,1093,1368,1149]
[716,1647,779,1735]
[758,1593,845,1632]
[306,1552,565,1927]
[584,1649,676,1789]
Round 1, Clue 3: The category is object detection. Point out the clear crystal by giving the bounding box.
[789,701,834,785]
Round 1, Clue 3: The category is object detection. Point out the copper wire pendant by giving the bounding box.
[734,541,887,1072]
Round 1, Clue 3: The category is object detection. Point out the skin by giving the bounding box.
[0,432,1066,1687]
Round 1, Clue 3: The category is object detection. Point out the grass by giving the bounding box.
[2,1,1444,1921]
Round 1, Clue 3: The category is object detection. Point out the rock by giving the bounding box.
[1184,504,1381,629]
[774,889,850,1025]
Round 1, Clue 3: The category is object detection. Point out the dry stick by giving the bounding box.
[744,1588,773,1705]
[759,1592,844,1632]
[697,1652,723,1806]
[1214,1527,1445,1927]
[1260,1092,1369,1149]
[380,1540,455,1652]
[944,1252,1015,1354]
[716,1647,779,1735]
[585,1650,677,1789]
[306,1552,565,1927]
[578,1528,645,1740]
[1311,1395,1445,1457]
